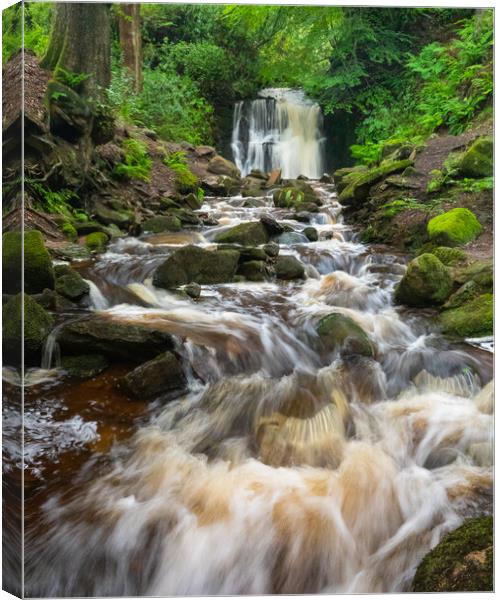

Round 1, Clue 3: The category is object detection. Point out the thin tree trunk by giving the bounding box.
[118,4,142,93]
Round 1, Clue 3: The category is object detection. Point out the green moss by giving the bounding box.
[426,169,446,194]
[214,222,269,246]
[61,354,109,378]
[316,313,374,357]
[412,517,493,592]
[61,222,78,241]
[457,136,493,179]
[427,208,482,246]
[430,246,467,266]
[54,266,90,300]
[440,293,493,337]
[381,198,426,219]
[3,230,55,294]
[395,253,453,307]
[163,151,198,193]
[113,138,152,182]
[85,232,109,252]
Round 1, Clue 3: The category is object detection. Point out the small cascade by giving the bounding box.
[41,324,63,370]
[85,279,109,310]
[232,88,326,179]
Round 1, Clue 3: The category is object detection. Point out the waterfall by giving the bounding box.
[231,88,326,179]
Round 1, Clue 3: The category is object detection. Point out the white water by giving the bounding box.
[232,88,326,178]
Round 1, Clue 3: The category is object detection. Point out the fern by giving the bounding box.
[163,151,198,193]
[114,139,153,182]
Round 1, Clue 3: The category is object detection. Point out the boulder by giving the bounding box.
[411,517,492,592]
[201,174,241,197]
[457,137,493,178]
[85,231,109,252]
[429,246,467,266]
[120,352,186,399]
[266,168,282,187]
[181,193,203,211]
[93,200,135,228]
[316,313,374,357]
[214,222,269,246]
[3,230,55,294]
[207,155,241,179]
[427,208,482,247]
[142,215,182,233]
[75,221,113,236]
[249,168,267,180]
[194,145,216,158]
[184,282,201,299]
[170,209,202,227]
[319,173,333,183]
[260,215,287,236]
[33,288,76,311]
[61,354,109,378]
[152,245,240,289]
[237,260,269,282]
[395,254,453,307]
[263,242,280,258]
[238,247,268,262]
[3,293,54,365]
[58,315,175,362]
[54,265,90,301]
[440,293,493,338]
[275,255,305,280]
[60,222,78,241]
[273,181,319,208]
[303,227,319,242]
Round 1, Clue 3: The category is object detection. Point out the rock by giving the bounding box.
[295,211,311,223]
[339,159,413,206]
[316,313,374,357]
[275,255,305,280]
[452,260,493,289]
[182,193,203,211]
[381,140,415,161]
[443,280,481,310]
[427,208,482,247]
[266,168,282,187]
[201,174,241,197]
[33,288,76,311]
[75,221,118,237]
[58,315,175,362]
[278,232,309,245]
[3,293,54,365]
[395,254,453,307]
[241,186,267,198]
[440,293,493,338]
[263,242,280,258]
[238,247,268,262]
[214,222,269,246]
[120,352,186,399]
[260,215,286,236]
[61,354,109,378]
[237,260,268,282]
[85,232,109,252]
[60,222,78,241]
[184,282,201,299]
[319,173,333,183]
[50,242,91,262]
[95,142,125,167]
[273,182,318,208]
[93,200,134,227]
[411,516,492,592]
[194,145,216,158]
[429,246,467,266]
[152,245,240,289]
[47,80,92,141]
[303,227,319,242]
[171,209,202,227]
[207,155,241,178]
[54,265,90,301]
[3,230,55,294]
[142,215,182,233]
[457,136,493,178]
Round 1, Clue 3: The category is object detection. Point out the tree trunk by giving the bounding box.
[41,3,111,99]
[118,4,142,93]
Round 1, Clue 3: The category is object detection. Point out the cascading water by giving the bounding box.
[232,88,326,179]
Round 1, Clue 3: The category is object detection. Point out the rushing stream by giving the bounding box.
[5,181,492,596]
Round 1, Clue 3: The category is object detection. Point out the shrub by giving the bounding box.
[163,151,198,193]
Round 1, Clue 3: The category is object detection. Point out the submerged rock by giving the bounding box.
[411,516,493,592]
[395,254,453,307]
[3,230,55,294]
[427,208,482,247]
[457,136,493,179]
[61,354,109,378]
[54,265,90,301]
[275,255,306,280]
[214,221,269,246]
[120,351,186,399]
[153,245,240,288]
[316,313,374,357]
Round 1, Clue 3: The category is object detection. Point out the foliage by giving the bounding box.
[54,67,90,91]
[113,138,152,182]
[29,182,79,218]
[3,2,52,63]
[163,151,198,193]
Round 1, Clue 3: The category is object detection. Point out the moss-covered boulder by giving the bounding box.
[316,313,374,357]
[427,208,482,247]
[142,215,182,233]
[54,265,90,301]
[85,232,109,252]
[303,227,319,242]
[61,222,78,241]
[93,200,135,228]
[339,159,412,206]
[457,137,493,179]
[395,254,453,307]
[61,354,109,378]
[3,293,54,365]
[411,516,492,592]
[273,182,318,209]
[429,246,467,266]
[440,294,493,338]
[275,255,306,280]
[120,351,186,400]
[214,222,269,246]
[153,245,240,289]
[3,230,55,294]
[237,260,268,282]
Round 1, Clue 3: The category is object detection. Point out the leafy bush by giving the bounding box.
[163,151,198,193]
[113,139,152,182]
[29,182,79,218]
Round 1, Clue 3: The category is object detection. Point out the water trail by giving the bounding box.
[232,88,326,178]
[85,278,109,310]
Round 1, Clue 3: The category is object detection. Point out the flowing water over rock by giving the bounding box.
[12,182,492,596]
[232,89,326,178]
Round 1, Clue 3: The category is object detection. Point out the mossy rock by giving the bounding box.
[457,137,493,179]
[237,260,268,282]
[427,208,482,247]
[142,215,182,233]
[411,516,493,592]
[60,222,78,241]
[85,232,109,252]
[395,254,453,307]
[430,246,467,266]
[275,255,305,280]
[61,354,109,379]
[316,313,374,357]
[93,200,135,227]
[440,293,493,338]
[273,187,306,208]
[452,260,493,290]
[3,293,54,365]
[54,265,90,301]
[443,280,481,310]
[152,245,240,289]
[339,159,413,206]
[214,222,269,246]
[120,351,186,399]
[3,230,55,295]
